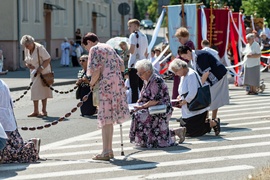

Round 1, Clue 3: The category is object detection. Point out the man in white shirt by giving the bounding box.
[201,40,220,61]
[127,19,148,103]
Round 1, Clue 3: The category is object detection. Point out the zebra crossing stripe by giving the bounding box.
[2,152,265,180]
[101,165,254,179]
[3,140,270,172]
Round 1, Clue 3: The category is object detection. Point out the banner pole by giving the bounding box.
[180,0,186,27]
[210,0,214,46]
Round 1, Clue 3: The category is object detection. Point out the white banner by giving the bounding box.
[200,5,207,41]
[148,9,165,56]
[167,4,197,56]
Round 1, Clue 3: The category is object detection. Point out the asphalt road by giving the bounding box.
[1,72,270,179]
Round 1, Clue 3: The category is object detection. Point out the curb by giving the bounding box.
[9,80,77,92]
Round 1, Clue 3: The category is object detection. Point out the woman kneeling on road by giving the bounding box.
[169,59,220,137]
[0,80,40,163]
[129,59,186,148]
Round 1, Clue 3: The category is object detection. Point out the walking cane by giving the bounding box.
[120,123,124,156]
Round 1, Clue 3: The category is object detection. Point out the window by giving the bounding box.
[54,0,60,25]
[98,4,101,26]
[104,6,108,27]
[22,0,28,22]
[35,1,40,22]
[63,0,68,25]
[78,1,83,25]
[87,2,90,26]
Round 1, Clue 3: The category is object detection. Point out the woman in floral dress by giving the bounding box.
[82,33,130,161]
[129,59,186,148]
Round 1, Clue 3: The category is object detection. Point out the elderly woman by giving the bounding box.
[76,55,97,116]
[129,59,186,148]
[178,46,229,133]
[0,79,40,163]
[83,33,130,161]
[172,27,195,105]
[243,33,261,95]
[169,59,220,137]
[119,41,130,69]
[20,35,53,117]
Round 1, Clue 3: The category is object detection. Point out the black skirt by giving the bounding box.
[182,111,210,137]
[79,86,97,116]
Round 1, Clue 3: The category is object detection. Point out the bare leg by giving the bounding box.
[211,109,218,120]
[28,100,39,117]
[41,98,47,114]
[101,124,113,153]
[33,100,39,113]
[108,124,113,151]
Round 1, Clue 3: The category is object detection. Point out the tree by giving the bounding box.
[133,0,151,21]
[241,0,270,25]
[147,0,158,21]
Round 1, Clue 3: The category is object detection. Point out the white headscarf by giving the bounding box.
[0,80,17,131]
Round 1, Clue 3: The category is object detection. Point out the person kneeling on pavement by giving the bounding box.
[169,59,220,137]
[129,59,186,148]
[0,79,40,163]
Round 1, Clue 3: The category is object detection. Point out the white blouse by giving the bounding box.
[178,68,209,118]
[0,80,17,131]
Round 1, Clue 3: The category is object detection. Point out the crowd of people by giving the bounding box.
[1,18,265,163]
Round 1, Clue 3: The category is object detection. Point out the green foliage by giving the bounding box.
[147,0,158,21]
[241,0,270,25]
[134,0,151,21]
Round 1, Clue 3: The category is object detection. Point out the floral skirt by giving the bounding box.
[0,129,38,163]
[129,109,175,148]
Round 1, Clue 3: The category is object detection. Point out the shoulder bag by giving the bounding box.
[182,74,211,111]
[37,47,54,87]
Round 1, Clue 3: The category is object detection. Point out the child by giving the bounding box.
[124,69,132,104]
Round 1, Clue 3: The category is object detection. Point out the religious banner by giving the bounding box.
[167,4,197,56]
[198,9,229,59]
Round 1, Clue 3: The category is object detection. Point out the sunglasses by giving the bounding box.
[79,59,87,62]
[134,31,139,48]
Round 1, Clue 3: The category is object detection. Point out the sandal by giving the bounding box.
[31,138,41,158]
[27,113,40,117]
[212,118,220,136]
[92,152,110,161]
[108,150,114,159]
[205,118,212,133]
[175,127,186,144]
[40,112,48,117]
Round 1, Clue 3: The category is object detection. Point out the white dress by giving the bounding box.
[24,43,53,100]
[60,42,70,66]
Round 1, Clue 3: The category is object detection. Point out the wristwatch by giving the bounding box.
[40,66,44,70]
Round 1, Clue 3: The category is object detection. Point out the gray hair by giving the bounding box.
[135,59,153,73]
[169,58,188,72]
[80,54,88,60]
[20,35,35,45]
[246,33,255,40]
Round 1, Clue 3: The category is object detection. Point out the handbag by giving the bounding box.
[182,74,211,111]
[75,86,81,100]
[92,82,99,106]
[148,104,167,115]
[37,47,54,87]
[76,71,86,99]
